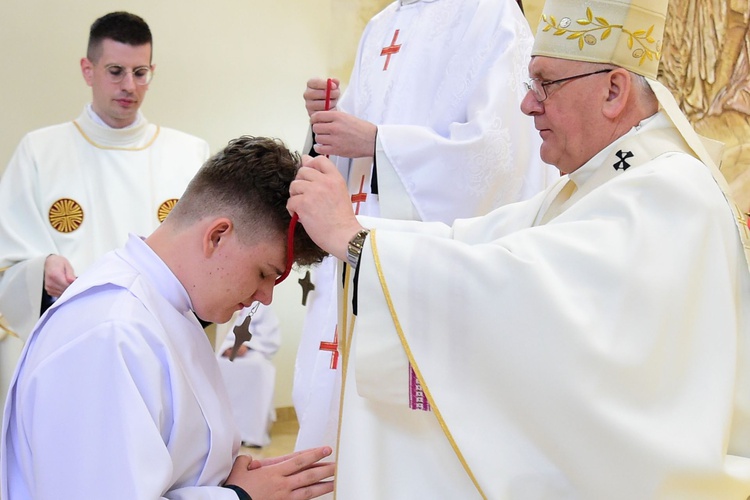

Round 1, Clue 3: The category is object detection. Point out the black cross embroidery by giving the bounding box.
[613,150,634,171]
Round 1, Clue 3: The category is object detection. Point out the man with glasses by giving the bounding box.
[286,0,750,496]
[0,11,209,350]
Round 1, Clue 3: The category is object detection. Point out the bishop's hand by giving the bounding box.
[288,155,364,263]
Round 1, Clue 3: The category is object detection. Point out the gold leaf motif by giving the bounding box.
[539,7,660,67]
[49,198,84,233]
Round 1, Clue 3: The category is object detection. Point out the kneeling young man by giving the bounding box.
[1,136,333,500]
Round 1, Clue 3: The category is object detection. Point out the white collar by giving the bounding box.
[85,103,143,130]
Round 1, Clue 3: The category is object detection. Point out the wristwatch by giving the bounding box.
[346,229,370,268]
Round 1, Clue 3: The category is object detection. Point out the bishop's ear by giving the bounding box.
[602,68,631,118]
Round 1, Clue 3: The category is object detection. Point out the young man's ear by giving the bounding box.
[203,218,233,257]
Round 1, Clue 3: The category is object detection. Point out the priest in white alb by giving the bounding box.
[287,0,750,496]
[293,0,557,457]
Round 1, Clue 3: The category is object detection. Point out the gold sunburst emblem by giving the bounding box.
[157,198,179,223]
[48,198,84,233]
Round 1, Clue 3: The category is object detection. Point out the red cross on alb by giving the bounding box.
[351,175,368,215]
[319,328,339,370]
[380,29,402,71]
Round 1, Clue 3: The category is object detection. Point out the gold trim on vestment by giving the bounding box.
[72,121,160,151]
[0,313,20,340]
[333,264,352,500]
[370,230,488,500]
[647,79,750,272]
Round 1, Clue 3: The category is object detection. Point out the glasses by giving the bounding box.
[523,69,612,103]
[102,63,153,85]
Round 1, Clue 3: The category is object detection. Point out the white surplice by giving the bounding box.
[1,235,241,499]
[334,112,750,498]
[293,0,557,453]
[0,106,209,408]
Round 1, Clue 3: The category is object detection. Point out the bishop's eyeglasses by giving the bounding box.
[523,69,613,103]
[102,64,154,85]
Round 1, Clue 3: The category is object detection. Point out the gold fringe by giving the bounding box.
[0,313,20,340]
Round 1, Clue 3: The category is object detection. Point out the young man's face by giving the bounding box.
[81,39,152,128]
[196,230,287,324]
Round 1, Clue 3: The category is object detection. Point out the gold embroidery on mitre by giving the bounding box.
[49,198,84,233]
[541,7,661,66]
[157,198,179,223]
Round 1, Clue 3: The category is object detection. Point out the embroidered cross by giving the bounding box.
[613,150,634,170]
[351,175,368,215]
[380,30,402,71]
[319,328,339,370]
[298,270,315,306]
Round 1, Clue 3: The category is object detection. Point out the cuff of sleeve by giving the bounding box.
[223,484,253,500]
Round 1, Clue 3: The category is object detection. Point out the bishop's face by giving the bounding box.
[520,56,612,174]
[81,39,152,129]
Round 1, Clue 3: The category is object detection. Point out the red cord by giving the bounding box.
[276,80,333,285]
[275,213,299,285]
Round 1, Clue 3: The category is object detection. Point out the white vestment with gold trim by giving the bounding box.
[293,0,556,455]
[0,107,208,405]
[335,112,750,498]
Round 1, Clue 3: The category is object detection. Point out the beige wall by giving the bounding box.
[0,0,343,409]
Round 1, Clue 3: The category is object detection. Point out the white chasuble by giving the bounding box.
[294,0,557,454]
[334,112,750,498]
[2,235,240,499]
[0,107,210,340]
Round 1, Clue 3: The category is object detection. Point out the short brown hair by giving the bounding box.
[169,136,327,266]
